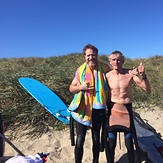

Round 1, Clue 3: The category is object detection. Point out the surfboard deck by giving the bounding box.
[134,112,163,163]
[18,77,70,124]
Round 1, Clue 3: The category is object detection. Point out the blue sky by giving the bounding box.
[0,0,163,59]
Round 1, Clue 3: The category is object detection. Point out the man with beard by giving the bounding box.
[68,44,110,163]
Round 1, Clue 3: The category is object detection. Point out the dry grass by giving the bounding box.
[0,54,162,138]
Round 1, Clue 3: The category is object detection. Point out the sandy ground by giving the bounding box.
[1,106,163,163]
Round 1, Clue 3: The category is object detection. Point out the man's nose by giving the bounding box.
[89,55,93,59]
[114,60,118,63]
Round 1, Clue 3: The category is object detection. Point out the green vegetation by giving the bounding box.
[0,54,162,138]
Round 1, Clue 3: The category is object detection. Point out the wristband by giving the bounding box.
[142,74,147,80]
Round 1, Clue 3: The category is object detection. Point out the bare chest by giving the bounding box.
[108,73,132,89]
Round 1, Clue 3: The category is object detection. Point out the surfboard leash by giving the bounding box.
[0,133,25,156]
[70,114,75,146]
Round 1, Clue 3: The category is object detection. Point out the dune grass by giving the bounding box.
[0,54,162,138]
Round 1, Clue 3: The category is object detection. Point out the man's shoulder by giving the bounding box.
[107,69,114,73]
[123,68,132,71]
[122,68,134,78]
[106,70,114,77]
[77,62,87,70]
[123,68,132,73]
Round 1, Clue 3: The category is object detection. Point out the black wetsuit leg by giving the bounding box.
[124,132,135,163]
[75,121,87,163]
[91,109,106,163]
[107,132,117,163]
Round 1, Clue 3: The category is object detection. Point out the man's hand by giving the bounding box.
[132,67,139,76]
[138,63,145,75]
[81,81,94,90]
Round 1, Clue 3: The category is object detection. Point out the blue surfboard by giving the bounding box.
[18,77,70,124]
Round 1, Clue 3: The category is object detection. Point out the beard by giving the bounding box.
[87,60,97,68]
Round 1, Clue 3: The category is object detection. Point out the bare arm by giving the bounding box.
[133,63,151,93]
[69,77,94,93]
[106,72,111,100]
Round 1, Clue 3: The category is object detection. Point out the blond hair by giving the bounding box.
[108,50,125,63]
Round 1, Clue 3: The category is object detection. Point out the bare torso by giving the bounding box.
[106,68,133,104]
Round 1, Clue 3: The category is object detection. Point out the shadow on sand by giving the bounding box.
[116,150,151,163]
[0,156,13,163]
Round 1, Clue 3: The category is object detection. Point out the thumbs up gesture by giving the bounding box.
[138,63,145,75]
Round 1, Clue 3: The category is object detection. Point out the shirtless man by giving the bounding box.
[105,50,151,163]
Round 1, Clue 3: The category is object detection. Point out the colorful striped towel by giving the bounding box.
[68,61,110,126]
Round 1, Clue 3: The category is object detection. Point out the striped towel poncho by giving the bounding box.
[68,61,110,126]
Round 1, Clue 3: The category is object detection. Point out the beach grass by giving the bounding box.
[0,54,162,138]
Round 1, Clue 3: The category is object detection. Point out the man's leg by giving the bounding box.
[107,132,117,163]
[124,132,135,163]
[75,121,87,163]
[91,109,106,163]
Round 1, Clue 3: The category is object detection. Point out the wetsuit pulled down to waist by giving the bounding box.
[107,102,133,133]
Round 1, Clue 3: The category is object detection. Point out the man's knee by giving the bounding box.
[92,133,100,143]
[76,134,85,147]
[108,138,116,150]
[125,138,134,150]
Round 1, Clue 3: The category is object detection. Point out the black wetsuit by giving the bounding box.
[106,102,136,163]
[75,109,106,163]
